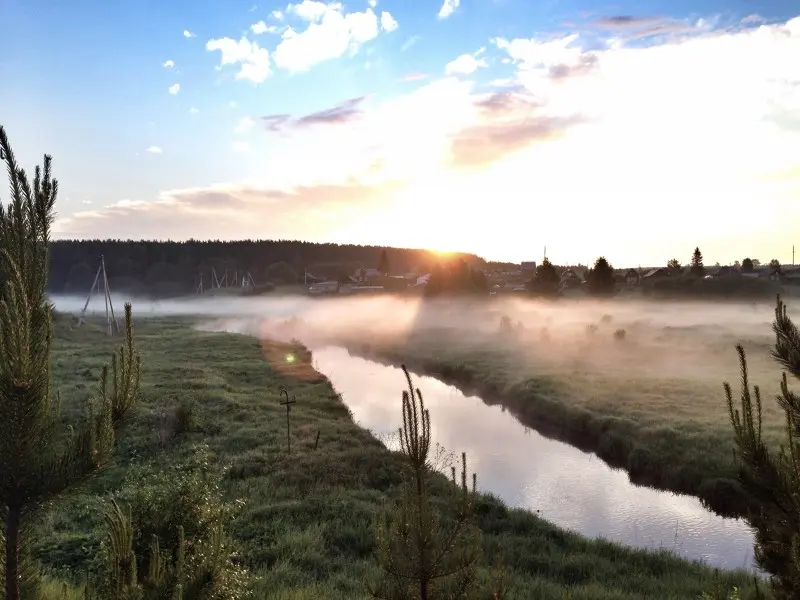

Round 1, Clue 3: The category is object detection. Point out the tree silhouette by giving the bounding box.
[690,247,706,277]
[723,296,800,598]
[770,259,782,270]
[378,250,390,276]
[587,256,615,296]
[667,258,681,274]
[0,127,141,600]
[742,258,754,273]
[527,258,559,297]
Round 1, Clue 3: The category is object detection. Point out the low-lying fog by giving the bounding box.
[52,292,798,386]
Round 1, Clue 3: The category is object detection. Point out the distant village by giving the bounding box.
[304,259,800,297]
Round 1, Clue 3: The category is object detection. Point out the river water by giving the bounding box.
[311,345,757,572]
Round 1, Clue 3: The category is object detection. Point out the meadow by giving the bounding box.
[38,309,763,599]
[305,296,793,519]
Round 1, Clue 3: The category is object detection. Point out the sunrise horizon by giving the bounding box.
[4,0,799,267]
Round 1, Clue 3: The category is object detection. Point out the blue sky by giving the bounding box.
[2,0,799,265]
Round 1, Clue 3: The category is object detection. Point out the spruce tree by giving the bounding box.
[528,258,559,297]
[723,295,800,598]
[0,126,140,600]
[587,256,615,296]
[369,366,482,600]
[691,247,705,277]
[378,250,390,276]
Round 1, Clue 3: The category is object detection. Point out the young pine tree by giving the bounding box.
[369,366,482,600]
[723,295,800,598]
[0,126,140,600]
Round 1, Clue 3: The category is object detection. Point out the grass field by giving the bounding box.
[37,311,763,598]
[326,297,794,519]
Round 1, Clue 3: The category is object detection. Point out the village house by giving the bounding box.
[624,269,640,288]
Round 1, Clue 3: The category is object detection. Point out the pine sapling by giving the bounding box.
[723,295,800,598]
[369,365,482,600]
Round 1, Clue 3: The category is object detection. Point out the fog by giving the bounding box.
[51,292,798,388]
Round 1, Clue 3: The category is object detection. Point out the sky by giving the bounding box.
[1,0,799,266]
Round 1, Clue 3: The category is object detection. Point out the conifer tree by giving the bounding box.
[369,365,482,600]
[587,256,615,296]
[527,258,559,297]
[0,126,140,600]
[690,247,705,277]
[723,295,800,598]
[378,250,390,276]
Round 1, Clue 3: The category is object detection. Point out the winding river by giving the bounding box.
[311,345,757,572]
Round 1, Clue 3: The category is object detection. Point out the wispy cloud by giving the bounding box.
[400,35,420,51]
[262,96,367,132]
[168,83,180,95]
[189,107,200,115]
[146,146,163,154]
[162,59,175,68]
[183,30,195,38]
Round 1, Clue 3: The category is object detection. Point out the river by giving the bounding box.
[310,345,756,572]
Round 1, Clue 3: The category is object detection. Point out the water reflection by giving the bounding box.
[312,346,756,571]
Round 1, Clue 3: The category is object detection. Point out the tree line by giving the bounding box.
[48,240,483,297]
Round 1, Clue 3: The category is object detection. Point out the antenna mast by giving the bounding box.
[79,255,120,335]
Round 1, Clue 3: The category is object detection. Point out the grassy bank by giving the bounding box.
[343,313,786,519]
[42,314,761,598]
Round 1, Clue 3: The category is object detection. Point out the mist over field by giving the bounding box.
[52,292,798,391]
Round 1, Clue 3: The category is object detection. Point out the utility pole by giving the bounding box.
[80,255,120,335]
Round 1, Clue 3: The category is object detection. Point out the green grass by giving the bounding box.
[41,313,762,598]
[343,307,788,519]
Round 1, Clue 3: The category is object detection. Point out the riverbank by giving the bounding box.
[343,318,784,520]
[44,316,761,598]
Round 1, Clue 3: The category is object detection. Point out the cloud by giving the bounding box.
[206,36,271,83]
[251,20,278,34]
[590,15,708,40]
[437,0,459,19]
[189,107,200,114]
[400,35,420,51]
[262,96,366,131]
[271,1,387,72]
[146,146,163,154]
[162,59,175,68]
[448,114,585,169]
[81,200,92,205]
[235,116,256,133]
[168,83,180,95]
[741,14,764,24]
[445,52,488,75]
[183,30,195,38]
[55,180,405,241]
[380,11,398,32]
[271,9,284,20]
[58,17,800,263]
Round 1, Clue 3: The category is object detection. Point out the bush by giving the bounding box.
[100,445,250,599]
[613,328,626,341]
